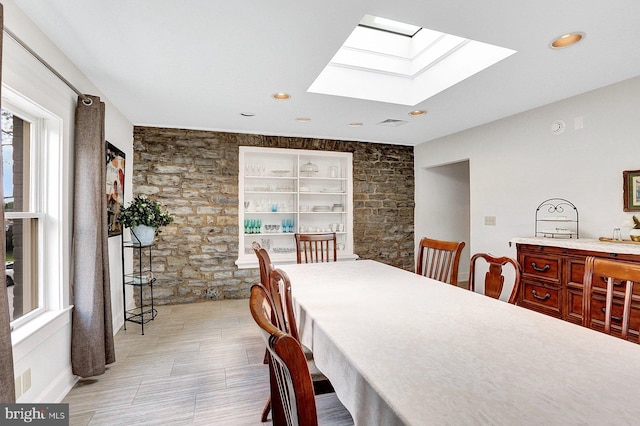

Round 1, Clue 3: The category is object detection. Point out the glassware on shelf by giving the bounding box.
[300,161,319,176]
[264,224,282,233]
[244,219,262,234]
[281,219,294,233]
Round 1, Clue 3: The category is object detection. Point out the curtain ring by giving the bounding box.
[82,97,93,106]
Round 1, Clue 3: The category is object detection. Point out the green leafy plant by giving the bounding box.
[118,195,173,231]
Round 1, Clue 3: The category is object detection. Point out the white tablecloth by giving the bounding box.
[280,260,640,426]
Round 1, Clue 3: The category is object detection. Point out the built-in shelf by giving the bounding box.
[236,146,356,268]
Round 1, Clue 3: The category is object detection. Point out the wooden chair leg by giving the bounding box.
[261,397,271,422]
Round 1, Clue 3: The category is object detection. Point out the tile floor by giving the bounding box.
[63,299,352,425]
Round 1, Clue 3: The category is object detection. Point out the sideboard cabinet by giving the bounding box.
[512,238,640,342]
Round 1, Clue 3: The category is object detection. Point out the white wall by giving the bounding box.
[3,0,133,402]
[415,75,640,263]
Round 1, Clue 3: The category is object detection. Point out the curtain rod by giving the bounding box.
[4,26,93,105]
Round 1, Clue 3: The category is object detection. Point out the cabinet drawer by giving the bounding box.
[566,287,584,324]
[520,281,561,316]
[568,285,640,334]
[568,258,640,294]
[582,294,640,340]
[521,254,561,283]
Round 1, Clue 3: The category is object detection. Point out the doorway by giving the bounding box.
[415,160,470,283]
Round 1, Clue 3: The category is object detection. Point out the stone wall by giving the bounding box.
[131,126,414,304]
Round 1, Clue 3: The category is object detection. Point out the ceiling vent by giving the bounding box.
[377,118,408,127]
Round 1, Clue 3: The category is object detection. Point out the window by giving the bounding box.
[0,84,65,332]
[2,107,42,323]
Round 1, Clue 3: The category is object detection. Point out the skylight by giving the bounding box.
[359,15,421,37]
[308,15,517,106]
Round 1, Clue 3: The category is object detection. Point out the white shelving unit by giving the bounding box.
[236,146,356,268]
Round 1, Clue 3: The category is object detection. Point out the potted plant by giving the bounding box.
[118,195,173,246]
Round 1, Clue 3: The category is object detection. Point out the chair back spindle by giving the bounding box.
[416,237,465,286]
[582,256,640,341]
[295,233,337,264]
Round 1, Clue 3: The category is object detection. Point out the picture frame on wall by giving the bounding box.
[623,169,640,212]
[106,142,126,236]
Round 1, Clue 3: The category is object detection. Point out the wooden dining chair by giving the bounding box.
[252,241,273,290]
[258,268,334,422]
[582,256,640,341]
[416,237,465,286]
[252,241,277,421]
[469,253,522,304]
[294,233,337,263]
[268,268,334,386]
[250,283,351,426]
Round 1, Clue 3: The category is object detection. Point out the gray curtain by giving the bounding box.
[71,94,115,377]
[0,2,17,403]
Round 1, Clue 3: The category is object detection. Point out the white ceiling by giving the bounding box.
[12,0,640,146]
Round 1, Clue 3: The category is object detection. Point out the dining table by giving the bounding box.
[279,259,640,425]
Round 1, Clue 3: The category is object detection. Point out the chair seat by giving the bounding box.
[308,357,326,380]
[308,354,335,395]
[302,343,314,360]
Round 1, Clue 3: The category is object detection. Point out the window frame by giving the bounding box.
[2,85,64,331]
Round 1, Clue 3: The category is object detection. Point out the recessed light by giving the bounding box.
[295,118,311,123]
[240,112,255,117]
[348,122,363,127]
[408,110,426,116]
[550,32,585,49]
[272,93,290,100]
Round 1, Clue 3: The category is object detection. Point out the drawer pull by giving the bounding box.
[531,262,550,273]
[601,308,622,322]
[531,290,551,301]
[601,276,622,286]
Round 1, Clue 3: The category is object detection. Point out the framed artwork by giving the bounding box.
[623,169,640,212]
[106,142,126,236]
